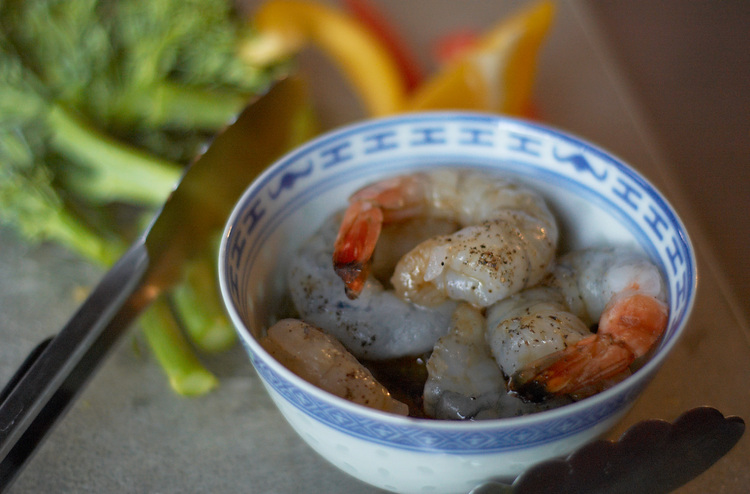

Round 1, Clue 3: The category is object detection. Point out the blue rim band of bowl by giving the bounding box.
[219,111,697,454]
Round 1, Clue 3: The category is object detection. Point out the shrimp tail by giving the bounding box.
[510,334,634,401]
[333,175,425,298]
[510,292,668,402]
[333,201,384,298]
[599,291,669,356]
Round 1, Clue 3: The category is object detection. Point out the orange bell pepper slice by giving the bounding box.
[406,0,555,117]
[245,0,407,116]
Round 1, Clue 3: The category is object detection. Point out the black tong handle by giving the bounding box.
[0,244,148,491]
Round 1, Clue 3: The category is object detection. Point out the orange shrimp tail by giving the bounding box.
[511,334,635,402]
[512,293,669,402]
[599,292,668,357]
[349,174,426,222]
[333,201,384,298]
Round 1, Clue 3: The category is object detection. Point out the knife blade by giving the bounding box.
[0,77,306,490]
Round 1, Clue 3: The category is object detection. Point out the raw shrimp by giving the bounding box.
[262,319,408,415]
[506,247,669,401]
[424,303,570,420]
[333,168,558,307]
[486,287,592,378]
[544,247,667,327]
[288,214,458,361]
[424,304,505,419]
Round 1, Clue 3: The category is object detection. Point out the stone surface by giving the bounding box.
[2,1,748,492]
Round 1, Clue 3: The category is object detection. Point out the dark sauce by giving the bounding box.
[362,354,431,418]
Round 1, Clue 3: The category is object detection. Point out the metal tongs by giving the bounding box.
[0,78,308,490]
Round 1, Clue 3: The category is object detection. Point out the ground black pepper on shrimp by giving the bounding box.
[267,168,669,419]
[332,168,558,307]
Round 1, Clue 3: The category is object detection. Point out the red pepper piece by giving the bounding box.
[342,0,425,93]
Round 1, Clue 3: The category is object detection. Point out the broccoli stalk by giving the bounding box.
[171,247,237,354]
[109,80,251,131]
[47,104,182,207]
[0,136,124,266]
[140,297,219,396]
[34,206,122,266]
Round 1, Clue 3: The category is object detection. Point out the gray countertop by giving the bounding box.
[2,1,748,492]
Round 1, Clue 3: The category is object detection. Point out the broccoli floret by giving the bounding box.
[0,127,124,266]
[0,0,291,396]
[0,44,125,264]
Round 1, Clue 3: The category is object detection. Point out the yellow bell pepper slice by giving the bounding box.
[406,0,555,116]
[244,0,407,116]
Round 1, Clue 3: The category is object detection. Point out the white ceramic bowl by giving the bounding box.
[219,112,696,494]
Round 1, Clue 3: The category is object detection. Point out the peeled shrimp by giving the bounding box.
[506,247,669,401]
[424,303,569,420]
[544,247,667,326]
[333,168,558,307]
[486,287,592,378]
[424,304,506,419]
[288,214,457,360]
[261,319,409,416]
